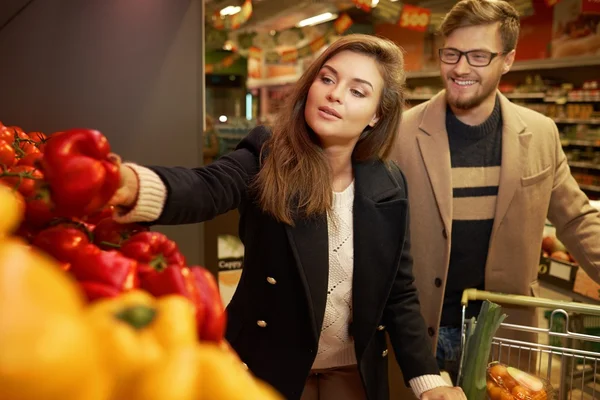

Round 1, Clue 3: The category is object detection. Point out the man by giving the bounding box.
[390,0,600,389]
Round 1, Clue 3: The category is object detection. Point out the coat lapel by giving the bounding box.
[352,161,407,359]
[285,214,329,343]
[491,93,531,238]
[416,92,453,235]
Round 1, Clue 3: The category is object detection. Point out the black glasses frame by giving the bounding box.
[438,48,504,67]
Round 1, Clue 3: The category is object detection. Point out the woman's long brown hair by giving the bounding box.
[253,34,406,225]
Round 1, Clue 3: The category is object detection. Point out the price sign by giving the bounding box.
[398,4,431,32]
[582,0,600,13]
[351,0,371,12]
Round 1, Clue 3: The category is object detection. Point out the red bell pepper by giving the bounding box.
[137,263,206,331]
[78,281,122,302]
[119,231,186,271]
[40,129,120,218]
[84,206,115,226]
[31,222,92,264]
[190,266,227,342]
[69,243,139,294]
[92,217,148,250]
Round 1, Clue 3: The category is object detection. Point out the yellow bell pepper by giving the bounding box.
[195,342,284,400]
[86,290,200,400]
[0,183,24,238]
[0,239,111,400]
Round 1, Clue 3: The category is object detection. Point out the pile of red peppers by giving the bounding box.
[0,123,226,342]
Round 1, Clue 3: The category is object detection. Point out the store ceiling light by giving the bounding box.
[296,12,338,28]
[220,6,241,16]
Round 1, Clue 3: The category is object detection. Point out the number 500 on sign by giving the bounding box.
[398,4,431,32]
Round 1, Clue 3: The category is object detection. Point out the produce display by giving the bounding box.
[487,362,553,400]
[541,233,576,264]
[0,123,282,400]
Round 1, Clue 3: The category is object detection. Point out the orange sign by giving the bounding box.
[281,49,298,63]
[334,13,353,34]
[582,0,600,13]
[398,4,431,32]
[351,0,371,12]
[213,0,253,30]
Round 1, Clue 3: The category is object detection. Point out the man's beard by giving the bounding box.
[444,74,501,110]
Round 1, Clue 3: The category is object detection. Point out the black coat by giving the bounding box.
[149,126,439,400]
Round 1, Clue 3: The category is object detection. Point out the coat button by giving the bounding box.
[257,320,267,328]
[428,327,435,337]
[434,278,442,288]
[382,349,388,357]
[377,325,385,331]
[442,229,448,239]
[266,277,277,285]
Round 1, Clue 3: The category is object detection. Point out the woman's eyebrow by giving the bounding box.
[322,64,373,90]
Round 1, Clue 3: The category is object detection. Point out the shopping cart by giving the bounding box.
[457,289,600,399]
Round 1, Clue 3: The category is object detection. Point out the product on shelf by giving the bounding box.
[541,227,577,264]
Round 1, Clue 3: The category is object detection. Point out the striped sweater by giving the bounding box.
[441,97,503,327]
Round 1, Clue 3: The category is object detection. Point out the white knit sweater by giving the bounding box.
[312,181,357,370]
[116,164,450,398]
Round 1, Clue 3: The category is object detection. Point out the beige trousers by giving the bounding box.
[301,364,367,400]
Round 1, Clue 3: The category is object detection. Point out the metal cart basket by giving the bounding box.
[457,289,600,399]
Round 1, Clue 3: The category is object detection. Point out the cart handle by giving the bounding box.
[461,289,600,315]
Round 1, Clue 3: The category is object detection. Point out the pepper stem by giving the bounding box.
[100,241,121,249]
[149,253,167,271]
[114,305,156,330]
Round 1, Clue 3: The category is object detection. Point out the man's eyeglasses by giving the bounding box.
[438,48,504,67]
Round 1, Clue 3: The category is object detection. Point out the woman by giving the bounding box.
[110,34,465,400]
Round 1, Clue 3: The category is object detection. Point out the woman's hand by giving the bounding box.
[108,155,140,208]
[421,386,466,400]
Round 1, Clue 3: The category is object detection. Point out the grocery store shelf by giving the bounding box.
[539,280,600,306]
[562,139,600,147]
[405,90,599,103]
[407,91,557,101]
[566,98,600,103]
[406,55,600,79]
[406,69,440,79]
[578,183,600,192]
[545,97,600,104]
[554,118,600,124]
[569,161,600,170]
[510,55,600,72]
[246,74,300,89]
[505,92,546,99]
[405,93,435,100]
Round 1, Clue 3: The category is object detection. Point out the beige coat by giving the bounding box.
[387,91,600,395]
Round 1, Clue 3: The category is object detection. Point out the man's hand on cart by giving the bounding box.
[421,385,466,400]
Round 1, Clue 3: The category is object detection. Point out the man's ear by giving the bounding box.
[502,49,516,74]
[368,114,380,127]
